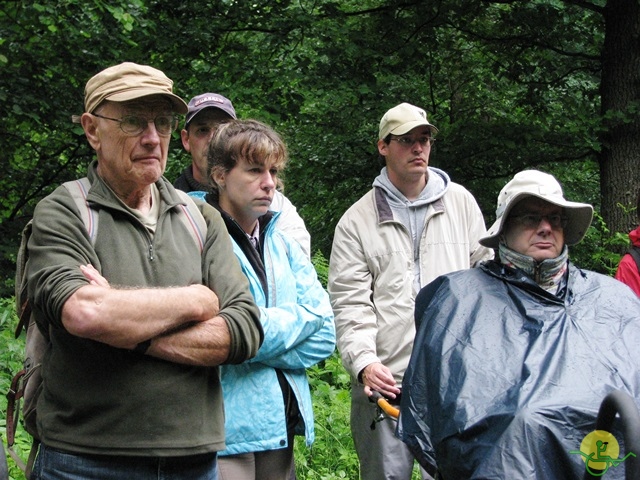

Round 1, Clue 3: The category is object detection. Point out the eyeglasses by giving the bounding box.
[92,113,178,137]
[390,136,435,148]
[510,213,568,229]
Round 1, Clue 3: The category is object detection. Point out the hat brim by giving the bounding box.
[389,120,439,137]
[479,192,594,249]
[185,105,236,127]
[108,89,188,114]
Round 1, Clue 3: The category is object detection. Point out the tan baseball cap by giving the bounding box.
[83,62,188,114]
[379,102,438,140]
[479,170,594,249]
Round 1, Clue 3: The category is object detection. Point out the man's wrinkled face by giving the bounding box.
[85,97,175,192]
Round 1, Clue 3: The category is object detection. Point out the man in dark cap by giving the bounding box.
[176,93,311,257]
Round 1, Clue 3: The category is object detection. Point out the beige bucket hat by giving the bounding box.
[479,170,593,249]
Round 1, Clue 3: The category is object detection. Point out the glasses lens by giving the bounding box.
[118,116,145,134]
[514,215,531,228]
[118,115,176,136]
[548,215,568,228]
[517,214,567,228]
[154,115,177,135]
[394,136,433,147]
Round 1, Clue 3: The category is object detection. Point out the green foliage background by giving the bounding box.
[0,1,638,478]
[1,0,639,294]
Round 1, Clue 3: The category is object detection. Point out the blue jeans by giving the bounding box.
[32,444,218,480]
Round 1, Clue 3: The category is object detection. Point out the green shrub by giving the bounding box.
[312,250,329,289]
[0,297,29,480]
[571,211,627,275]
[294,352,359,479]
[294,250,361,478]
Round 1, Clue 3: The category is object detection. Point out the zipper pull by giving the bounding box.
[148,243,155,261]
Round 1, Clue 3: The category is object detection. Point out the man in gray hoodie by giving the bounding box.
[328,102,492,480]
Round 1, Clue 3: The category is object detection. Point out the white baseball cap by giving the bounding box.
[378,102,438,140]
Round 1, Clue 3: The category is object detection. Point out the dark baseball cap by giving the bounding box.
[185,93,237,127]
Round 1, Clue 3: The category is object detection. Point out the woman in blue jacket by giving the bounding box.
[198,119,336,480]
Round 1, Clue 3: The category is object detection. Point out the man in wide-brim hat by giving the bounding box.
[399,170,640,479]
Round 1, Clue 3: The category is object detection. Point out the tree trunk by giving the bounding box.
[599,0,640,245]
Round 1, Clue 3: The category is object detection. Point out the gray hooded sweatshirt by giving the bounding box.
[373,166,450,290]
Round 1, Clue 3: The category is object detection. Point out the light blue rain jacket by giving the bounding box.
[219,212,336,456]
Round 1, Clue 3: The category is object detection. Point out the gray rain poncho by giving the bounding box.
[398,260,640,479]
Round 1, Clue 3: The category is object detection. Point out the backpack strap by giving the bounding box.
[6,369,27,470]
[62,177,98,243]
[14,220,33,338]
[7,178,98,471]
[14,178,95,337]
[61,178,206,251]
[175,190,207,253]
[629,246,640,275]
[15,178,96,338]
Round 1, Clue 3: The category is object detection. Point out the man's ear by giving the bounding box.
[377,138,389,156]
[81,113,101,151]
[180,129,191,152]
